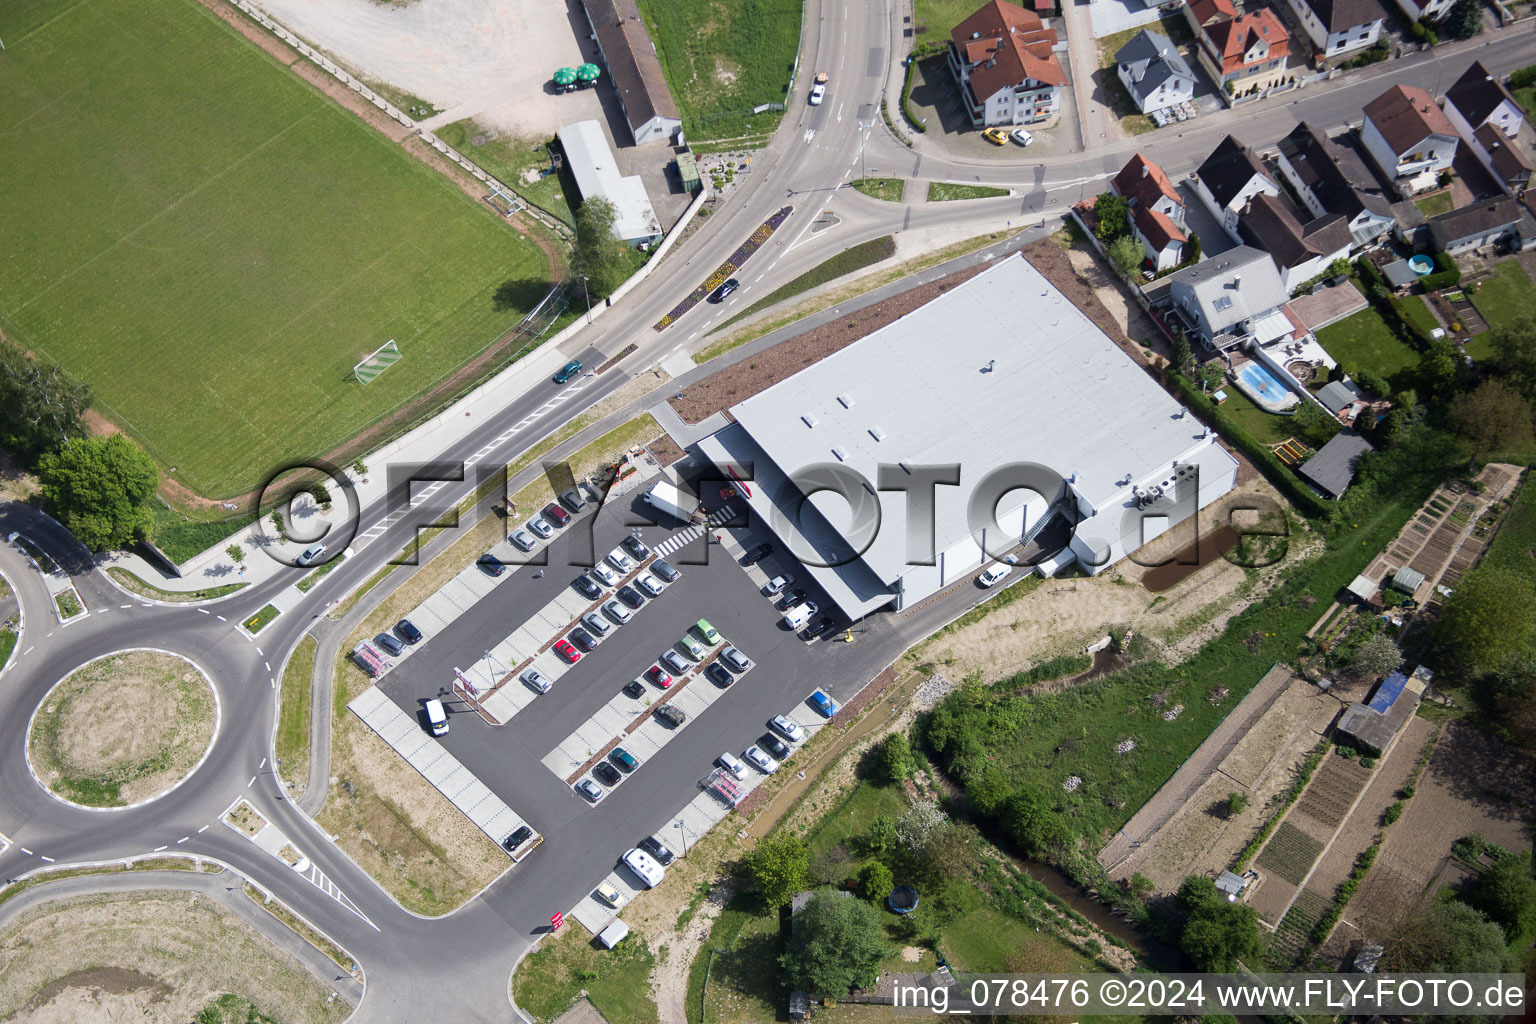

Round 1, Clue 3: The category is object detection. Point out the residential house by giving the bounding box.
[1115,30,1197,113]
[1275,122,1396,247]
[1391,0,1455,24]
[1238,193,1354,291]
[582,0,683,145]
[1165,245,1293,353]
[1444,61,1526,141]
[1360,84,1459,194]
[1112,153,1189,270]
[948,0,1066,127]
[1285,0,1386,59]
[1298,430,1375,498]
[1183,0,1236,37]
[1196,8,1292,96]
[1191,135,1280,242]
[1468,123,1533,193]
[1428,196,1536,254]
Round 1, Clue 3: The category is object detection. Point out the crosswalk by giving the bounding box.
[651,505,737,558]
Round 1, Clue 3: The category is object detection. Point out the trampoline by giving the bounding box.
[888,886,919,914]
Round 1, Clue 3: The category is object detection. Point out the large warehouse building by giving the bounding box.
[696,254,1239,620]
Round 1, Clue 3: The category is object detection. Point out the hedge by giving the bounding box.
[901,56,927,133]
[1421,251,1461,292]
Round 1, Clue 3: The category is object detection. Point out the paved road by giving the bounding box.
[1,3,1531,1021]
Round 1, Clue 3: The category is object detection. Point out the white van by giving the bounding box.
[424,698,449,736]
[781,602,814,630]
[978,564,1013,588]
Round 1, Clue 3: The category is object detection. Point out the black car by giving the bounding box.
[395,619,424,645]
[638,835,677,866]
[374,632,405,657]
[651,559,679,583]
[616,584,645,610]
[776,587,807,611]
[478,554,507,577]
[655,704,687,727]
[594,761,623,785]
[622,680,646,699]
[804,616,837,640]
[709,278,739,302]
[759,733,791,760]
[621,534,650,560]
[573,574,602,600]
[741,543,773,566]
[504,825,534,850]
[570,627,597,652]
[705,663,734,688]
[560,488,587,512]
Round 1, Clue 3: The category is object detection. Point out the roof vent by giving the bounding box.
[802,413,819,428]
[837,392,854,409]
[898,460,912,474]
[831,445,849,462]
[869,425,886,441]
[972,30,981,38]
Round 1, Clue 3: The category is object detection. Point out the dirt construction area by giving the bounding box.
[27,651,217,807]
[249,0,599,138]
[0,890,349,1024]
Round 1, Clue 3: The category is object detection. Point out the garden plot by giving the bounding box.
[1292,756,1372,831]
[1257,822,1326,886]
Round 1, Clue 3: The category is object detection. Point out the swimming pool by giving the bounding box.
[1238,363,1291,404]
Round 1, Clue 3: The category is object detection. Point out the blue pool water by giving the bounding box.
[1239,363,1290,404]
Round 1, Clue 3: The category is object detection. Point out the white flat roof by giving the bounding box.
[557,120,661,242]
[729,253,1224,593]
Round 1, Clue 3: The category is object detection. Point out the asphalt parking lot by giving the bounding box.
[375,488,859,871]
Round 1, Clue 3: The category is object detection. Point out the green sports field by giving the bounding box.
[0,0,552,498]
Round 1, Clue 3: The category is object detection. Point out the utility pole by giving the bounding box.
[580,276,592,323]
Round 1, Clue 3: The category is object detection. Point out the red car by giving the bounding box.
[554,639,582,663]
[645,665,673,688]
[542,502,571,526]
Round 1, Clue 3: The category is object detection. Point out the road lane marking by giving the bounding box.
[247,776,256,787]
[20,847,32,855]
[197,608,209,615]
[197,825,210,833]
[216,615,226,622]
[153,845,167,852]
[176,836,189,844]
[259,758,266,769]
[39,855,54,863]
[120,604,130,609]
[264,661,270,672]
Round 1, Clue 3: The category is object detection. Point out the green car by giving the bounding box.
[610,747,639,772]
[553,359,582,384]
[678,634,706,660]
[695,618,721,645]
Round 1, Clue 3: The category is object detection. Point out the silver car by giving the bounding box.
[660,649,689,676]
[765,573,794,595]
[582,612,611,636]
[575,779,604,802]
[769,714,805,743]
[527,516,553,539]
[603,599,632,624]
[522,669,552,694]
[721,646,750,672]
[510,530,536,552]
[744,745,779,774]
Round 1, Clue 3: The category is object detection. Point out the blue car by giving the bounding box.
[553,360,583,384]
[808,690,838,718]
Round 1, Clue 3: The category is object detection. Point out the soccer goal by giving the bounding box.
[484,182,521,217]
[353,339,402,385]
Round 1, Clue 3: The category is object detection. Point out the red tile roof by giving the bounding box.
[1204,9,1289,75]
[1187,0,1237,26]
[1135,206,1187,251]
[1112,153,1182,212]
[950,0,1065,99]
[1364,84,1458,155]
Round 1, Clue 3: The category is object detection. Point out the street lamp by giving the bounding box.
[674,819,688,856]
[580,275,592,323]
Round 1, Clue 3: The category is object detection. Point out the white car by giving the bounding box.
[636,572,664,597]
[622,847,666,888]
[527,516,553,539]
[606,548,633,573]
[765,574,794,595]
[809,83,825,105]
[590,562,618,586]
[522,669,552,694]
[510,530,536,552]
[575,778,604,802]
[582,612,612,636]
[769,715,805,743]
[978,564,1013,588]
[716,751,747,779]
[1011,128,1033,147]
[721,646,750,672]
[744,745,779,774]
[603,599,632,624]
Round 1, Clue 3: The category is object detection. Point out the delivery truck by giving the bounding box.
[642,481,700,524]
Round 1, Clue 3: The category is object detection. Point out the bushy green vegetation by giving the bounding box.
[927,182,1010,201]
[636,0,800,142]
[0,0,550,498]
[720,236,897,329]
[513,926,657,1024]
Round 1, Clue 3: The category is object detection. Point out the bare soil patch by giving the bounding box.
[28,651,216,807]
[0,890,349,1024]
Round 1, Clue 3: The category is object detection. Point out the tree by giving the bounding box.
[570,196,630,298]
[780,890,892,998]
[1349,632,1402,679]
[1170,333,1194,378]
[1198,360,1226,392]
[1292,400,1342,448]
[1176,876,1263,971]
[863,813,898,855]
[1434,565,1536,680]
[1093,192,1130,243]
[1108,234,1143,278]
[226,544,245,565]
[745,833,809,909]
[1418,339,1461,397]
[875,732,913,784]
[1491,317,1536,397]
[1224,792,1249,818]
[1185,232,1202,264]
[894,799,946,853]
[0,338,91,461]
[1002,786,1072,857]
[1387,899,1513,974]
[857,861,895,902]
[1444,0,1482,39]
[1448,379,1533,461]
[37,435,158,551]
[1466,850,1536,943]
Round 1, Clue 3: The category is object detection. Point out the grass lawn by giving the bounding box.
[105,567,246,603]
[277,635,317,797]
[927,182,1010,201]
[512,925,657,1024]
[53,591,82,620]
[244,604,279,634]
[0,0,551,499]
[1095,14,1194,69]
[0,626,16,674]
[1216,384,1293,445]
[1414,191,1455,218]
[1514,85,1536,122]
[435,120,575,227]
[1394,292,1441,337]
[1315,306,1423,382]
[805,778,913,863]
[1469,259,1536,332]
[716,236,897,334]
[851,178,905,202]
[939,887,1099,973]
[635,0,799,143]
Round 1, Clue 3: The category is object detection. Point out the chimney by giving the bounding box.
[1232,273,1242,287]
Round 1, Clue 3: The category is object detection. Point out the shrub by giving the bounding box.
[1225,791,1250,817]
[1511,66,1536,90]
[1382,801,1404,825]
[875,732,915,784]
[857,861,895,902]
